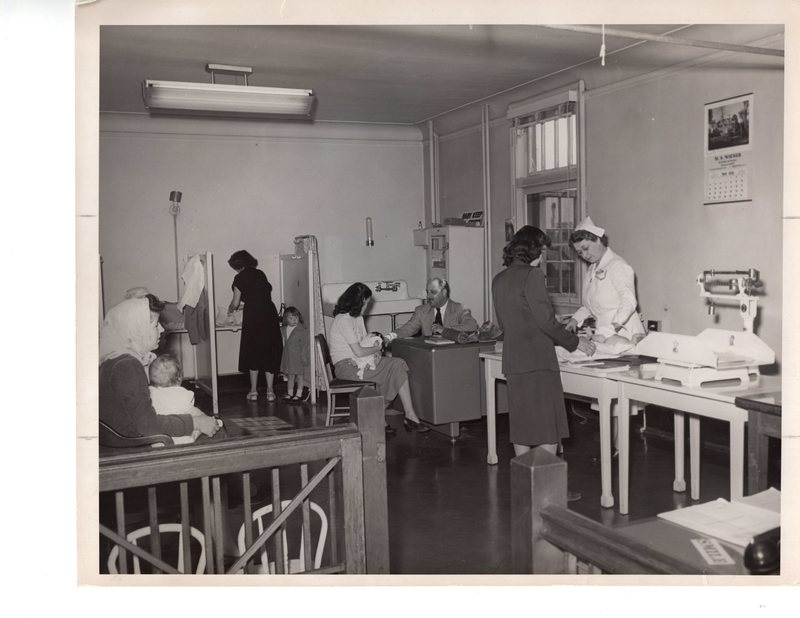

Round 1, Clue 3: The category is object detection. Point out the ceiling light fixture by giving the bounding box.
[142,64,316,120]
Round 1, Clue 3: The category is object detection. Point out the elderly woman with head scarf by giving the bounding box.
[99,295,220,440]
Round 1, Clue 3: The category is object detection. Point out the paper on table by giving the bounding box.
[733,487,781,514]
[658,490,780,548]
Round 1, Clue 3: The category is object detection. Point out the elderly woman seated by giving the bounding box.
[99,294,220,442]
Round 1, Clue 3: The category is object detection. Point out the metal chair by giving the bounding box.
[315,334,375,426]
[107,523,206,574]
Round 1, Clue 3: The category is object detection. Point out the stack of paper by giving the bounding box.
[658,488,780,548]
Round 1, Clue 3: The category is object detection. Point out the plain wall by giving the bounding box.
[437,124,485,221]
[429,53,784,367]
[424,114,513,319]
[585,62,783,364]
[100,113,426,372]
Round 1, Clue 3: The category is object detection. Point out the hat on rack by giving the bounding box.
[575,216,605,238]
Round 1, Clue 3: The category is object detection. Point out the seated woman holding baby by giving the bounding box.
[328,282,430,434]
[99,294,220,442]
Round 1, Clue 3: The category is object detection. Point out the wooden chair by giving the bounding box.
[315,334,375,426]
[107,523,206,574]
[237,499,328,574]
[99,420,174,448]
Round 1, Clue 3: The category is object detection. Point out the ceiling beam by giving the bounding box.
[541,25,784,58]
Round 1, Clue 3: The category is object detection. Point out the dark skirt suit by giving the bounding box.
[491,260,579,446]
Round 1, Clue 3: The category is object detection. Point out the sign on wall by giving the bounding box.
[703,93,753,205]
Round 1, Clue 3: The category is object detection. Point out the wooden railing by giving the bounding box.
[510,449,717,575]
[100,388,388,575]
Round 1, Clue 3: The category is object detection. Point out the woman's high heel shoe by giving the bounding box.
[403,418,431,433]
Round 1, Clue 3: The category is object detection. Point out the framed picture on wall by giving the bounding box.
[704,93,753,156]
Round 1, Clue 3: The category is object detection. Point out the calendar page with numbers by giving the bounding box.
[705,166,749,203]
[704,151,752,205]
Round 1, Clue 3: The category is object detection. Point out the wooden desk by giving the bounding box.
[393,338,496,439]
[735,391,782,495]
[481,351,622,508]
[513,448,751,575]
[614,517,749,575]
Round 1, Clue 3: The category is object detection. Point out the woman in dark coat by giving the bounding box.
[491,226,595,457]
[227,250,283,401]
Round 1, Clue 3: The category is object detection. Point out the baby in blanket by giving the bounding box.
[556,325,644,362]
[353,333,384,379]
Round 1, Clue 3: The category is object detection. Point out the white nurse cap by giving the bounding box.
[575,216,605,238]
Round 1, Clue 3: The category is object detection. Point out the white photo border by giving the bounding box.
[704,93,753,156]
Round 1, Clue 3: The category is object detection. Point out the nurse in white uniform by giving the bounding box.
[564,216,645,342]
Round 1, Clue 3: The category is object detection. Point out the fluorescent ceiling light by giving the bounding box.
[142,65,315,119]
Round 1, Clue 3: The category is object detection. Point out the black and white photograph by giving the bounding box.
[705,93,753,155]
[85,16,789,580]
[6,0,795,613]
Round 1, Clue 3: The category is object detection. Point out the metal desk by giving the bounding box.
[393,338,496,440]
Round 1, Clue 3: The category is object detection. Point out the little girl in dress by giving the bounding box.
[280,307,310,401]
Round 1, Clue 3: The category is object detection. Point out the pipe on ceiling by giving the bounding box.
[541,25,784,58]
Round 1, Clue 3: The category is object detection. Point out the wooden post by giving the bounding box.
[350,387,390,574]
[340,434,367,574]
[510,448,568,574]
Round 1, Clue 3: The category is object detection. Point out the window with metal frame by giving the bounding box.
[509,86,584,309]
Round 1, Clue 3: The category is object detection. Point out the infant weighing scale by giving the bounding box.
[635,269,774,388]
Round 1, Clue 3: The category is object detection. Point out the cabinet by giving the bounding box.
[413,225,485,324]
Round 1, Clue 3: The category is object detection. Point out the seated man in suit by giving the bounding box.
[385,277,478,340]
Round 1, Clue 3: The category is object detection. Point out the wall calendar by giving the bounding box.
[705,163,749,204]
[703,93,753,205]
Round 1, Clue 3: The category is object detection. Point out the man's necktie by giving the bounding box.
[434,307,443,326]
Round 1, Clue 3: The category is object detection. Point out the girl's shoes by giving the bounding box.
[246,391,258,401]
[282,388,310,403]
[403,418,431,433]
[266,391,276,402]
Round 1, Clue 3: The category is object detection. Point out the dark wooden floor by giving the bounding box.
[201,373,776,575]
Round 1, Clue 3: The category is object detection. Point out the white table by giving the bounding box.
[480,351,781,516]
[481,352,623,509]
[615,372,781,515]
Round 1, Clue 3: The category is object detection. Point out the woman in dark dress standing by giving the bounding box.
[491,226,595,459]
[227,250,283,401]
